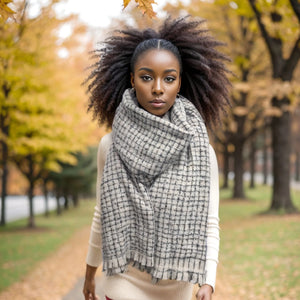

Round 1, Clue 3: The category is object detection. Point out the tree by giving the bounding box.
[1,0,94,227]
[165,1,271,198]
[48,146,98,209]
[168,0,299,208]
[248,0,300,212]
[0,1,28,225]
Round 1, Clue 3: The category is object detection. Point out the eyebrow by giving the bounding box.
[138,67,178,74]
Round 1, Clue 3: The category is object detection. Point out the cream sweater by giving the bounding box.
[86,133,220,293]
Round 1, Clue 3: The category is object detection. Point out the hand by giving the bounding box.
[83,276,99,300]
[196,284,213,300]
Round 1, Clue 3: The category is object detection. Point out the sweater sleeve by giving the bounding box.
[203,145,220,291]
[86,133,112,267]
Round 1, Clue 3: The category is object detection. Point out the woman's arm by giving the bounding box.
[86,133,112,266]
[196,145,220,300]
[83,265,99,300]
[83,133,112,300]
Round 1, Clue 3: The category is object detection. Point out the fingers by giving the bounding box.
[196,288,211,300]
[83,277,98,300]
[83,291,98,300]
[196,292,204,300]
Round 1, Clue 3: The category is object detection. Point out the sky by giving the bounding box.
[25,0,190,56]
[27,0,190,29]
[56,0,190,28]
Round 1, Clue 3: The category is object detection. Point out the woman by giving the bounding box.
[83,16,230,300]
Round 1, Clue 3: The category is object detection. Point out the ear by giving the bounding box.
[130,72,135,88]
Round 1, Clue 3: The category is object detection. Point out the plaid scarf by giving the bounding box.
[100,88,210,285]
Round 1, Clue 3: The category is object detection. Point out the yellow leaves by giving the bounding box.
[264,106,282,117]
[123,0,157,18]
[0,0,15,21]
[271,79,293,100]
[123,0,131,8]
[233,106,249,116]
[233,82,251,93]
[227,144,235,153]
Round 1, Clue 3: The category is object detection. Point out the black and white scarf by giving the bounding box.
[100,88,210,285]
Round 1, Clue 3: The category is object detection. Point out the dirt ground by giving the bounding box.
[0,226,234,300]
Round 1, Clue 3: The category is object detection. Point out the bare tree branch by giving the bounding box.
[282,34,300,80]
[221,7,237,45]
[248,0,284,76]
[290,0,300,21]
[248,0,273,53]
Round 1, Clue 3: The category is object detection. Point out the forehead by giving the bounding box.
[134,49,180,71]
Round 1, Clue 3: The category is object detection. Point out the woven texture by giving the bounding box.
[100,88,210,285]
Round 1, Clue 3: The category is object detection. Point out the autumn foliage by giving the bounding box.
[0,0,101,226]
[0,0,15,21]
[123,0,157,18]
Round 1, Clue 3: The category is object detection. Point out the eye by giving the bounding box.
[165,76,176,83]
[141,75,152,81]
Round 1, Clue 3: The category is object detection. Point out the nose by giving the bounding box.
[152,79,163,95]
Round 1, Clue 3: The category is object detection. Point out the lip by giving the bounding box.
[149,99,165,108]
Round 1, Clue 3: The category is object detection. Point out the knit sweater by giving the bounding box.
[86,133,220,291]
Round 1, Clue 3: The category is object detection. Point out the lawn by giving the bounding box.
[1,186,300,299]
[218,185,300,300]
[0,199,95,292]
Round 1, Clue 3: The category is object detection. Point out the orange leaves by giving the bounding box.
[123,0,157,18]
[123,0,131,7]
[0,0,15,21]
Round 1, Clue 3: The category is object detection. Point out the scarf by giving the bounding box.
[100,88,210,285]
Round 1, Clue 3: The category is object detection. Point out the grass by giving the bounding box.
[0,199,95,292]
[218,184,300,300]
[1,185,300,299]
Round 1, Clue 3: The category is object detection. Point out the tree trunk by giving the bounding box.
[295,152,300,182]
[28,179,35,228]
[63,189,69,210]
[222,147,230,189]
[1,83,10,226]
[56,197,62,215]
[0,141,8,226]
[249,136,256,189]
[26,155,36,228]
[233,139,245,199]
[263,129,268,185]
[0,112,9,226]
[73,193,79,207]
[56,189,62,216]
[43,181,49,217]
[270,97,296,211]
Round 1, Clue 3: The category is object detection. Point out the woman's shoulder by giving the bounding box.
[209,144,215,156]
[98,132,112,159]
[209,144,218,168]
[99,132,112,146]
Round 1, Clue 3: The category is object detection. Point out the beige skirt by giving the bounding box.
[98,264,194,300]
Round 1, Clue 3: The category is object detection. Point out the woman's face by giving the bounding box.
[131,49,181,117]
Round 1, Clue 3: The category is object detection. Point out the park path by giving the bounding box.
[0,225,234,300]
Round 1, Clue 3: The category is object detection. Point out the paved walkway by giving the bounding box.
[0,227,92,300]
[0,223,232,300]
[63,277,102,300]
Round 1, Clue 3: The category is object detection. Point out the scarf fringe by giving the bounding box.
[103,251,207,285]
